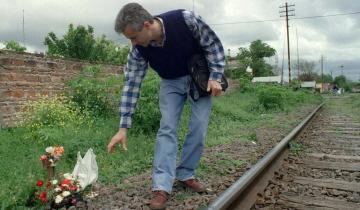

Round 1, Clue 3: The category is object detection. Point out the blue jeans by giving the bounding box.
[152,75,212,193]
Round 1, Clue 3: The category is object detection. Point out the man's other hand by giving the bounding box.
[207,80,222,97]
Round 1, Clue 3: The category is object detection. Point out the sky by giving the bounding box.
[1,0,359,81]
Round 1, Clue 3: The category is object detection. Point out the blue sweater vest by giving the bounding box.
[136,10,201,79]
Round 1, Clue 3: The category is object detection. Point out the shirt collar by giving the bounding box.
[149,17,166,47]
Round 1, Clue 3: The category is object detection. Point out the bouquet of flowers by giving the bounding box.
[30,173,83,208]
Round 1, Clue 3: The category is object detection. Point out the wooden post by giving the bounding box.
[42,159,55,180]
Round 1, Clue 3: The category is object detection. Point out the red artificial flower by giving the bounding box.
[60,179,71,187]
[36,180,44,187]
[39,191,47,203]
[39,191,46,198]
[69,185,78,191]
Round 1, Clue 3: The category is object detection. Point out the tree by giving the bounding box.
[92,35,130,65]
[44,24,129,65]
[298,60,318,81]
[334,75,347,86]
[44,24,95,59]
[237,40,276,77]
[317,74,333,83]
[4,40,26,52]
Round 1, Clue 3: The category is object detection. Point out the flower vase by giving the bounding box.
[47,166,55,180]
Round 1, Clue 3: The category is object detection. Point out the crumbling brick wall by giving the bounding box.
[0,50,123,127]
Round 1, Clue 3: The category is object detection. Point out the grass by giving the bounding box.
[0,81,324,209]
[326,93,360,121]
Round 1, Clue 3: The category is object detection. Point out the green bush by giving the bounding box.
[256,85,284,110]
[239,76,254,93]
[65,65,122,118]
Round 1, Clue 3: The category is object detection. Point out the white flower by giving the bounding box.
[52,180,58,185]
[62,191,71,197]
[45,146,54,154]
[55,195,63,204]
[54,187,62,192]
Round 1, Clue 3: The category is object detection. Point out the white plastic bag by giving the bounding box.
[72,148,98,189]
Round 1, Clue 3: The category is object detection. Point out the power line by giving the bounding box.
[209,11,360,26]
[291,11,360,20]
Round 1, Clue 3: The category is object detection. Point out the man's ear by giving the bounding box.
[143,21,151,29]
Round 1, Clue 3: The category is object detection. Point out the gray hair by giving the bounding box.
[114,3,154,34]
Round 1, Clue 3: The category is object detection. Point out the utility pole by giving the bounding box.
[280,2,295,83]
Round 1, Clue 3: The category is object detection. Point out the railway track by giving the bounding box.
[207,99,360,210]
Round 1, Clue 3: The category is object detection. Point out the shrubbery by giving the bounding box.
[65,65,122,118]
[256,85,284,110]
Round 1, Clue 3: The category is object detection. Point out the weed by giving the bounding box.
[289,142,304,154]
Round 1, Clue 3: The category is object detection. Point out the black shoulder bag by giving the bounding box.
[188,54,228,101]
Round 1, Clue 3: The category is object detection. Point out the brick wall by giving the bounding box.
[0,50,123,127]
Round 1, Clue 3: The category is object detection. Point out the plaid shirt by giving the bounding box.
[119,10,225,128]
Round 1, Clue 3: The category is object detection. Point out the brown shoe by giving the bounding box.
[149,190,168,210]
[180,178,206,193]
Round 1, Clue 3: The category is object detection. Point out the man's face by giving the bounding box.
[123,22,152,47]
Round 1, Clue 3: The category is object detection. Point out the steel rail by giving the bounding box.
[207,102,324,210]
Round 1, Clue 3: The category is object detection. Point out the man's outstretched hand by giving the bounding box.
[107,128,128,153]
